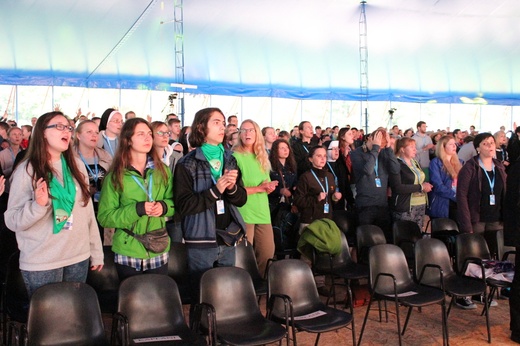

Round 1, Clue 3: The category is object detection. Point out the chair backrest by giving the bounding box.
[368,244,414,295]
[356,224,386,264]
[118,274,186,337]
[3,251,29,323]
[392,220,422,264]
[455,233,491,274]
[86,246,119,313]
[431,218,459,233]
[167,242,191,304]
[200,267,262,324]
[235,241,263,280]
[313,232,354,272]
[414,238,455,287]
[267,259,321,316]
[496,229,516,261]
[26,282,107,345]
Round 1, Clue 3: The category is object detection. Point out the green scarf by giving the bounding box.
[49,155,76,234]
[201,143,224,181]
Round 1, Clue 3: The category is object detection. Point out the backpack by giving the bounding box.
[271,202,299,252]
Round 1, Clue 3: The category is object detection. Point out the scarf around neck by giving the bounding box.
[201,143,224,181]
[49,155,76,234]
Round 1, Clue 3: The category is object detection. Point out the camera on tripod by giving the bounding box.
[168,93,178,103]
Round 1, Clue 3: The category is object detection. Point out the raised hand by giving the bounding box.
[35,178,49,206]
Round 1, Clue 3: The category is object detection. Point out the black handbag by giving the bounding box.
[216,221,245,246]
[122,226,169,253]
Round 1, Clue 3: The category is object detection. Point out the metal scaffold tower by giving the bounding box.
[359,0,369,133]
[174,0,185,123]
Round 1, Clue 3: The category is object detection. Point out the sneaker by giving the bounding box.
[455,297,477,310]
[472,294,498,307]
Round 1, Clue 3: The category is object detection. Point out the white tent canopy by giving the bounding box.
[0,0,519,105]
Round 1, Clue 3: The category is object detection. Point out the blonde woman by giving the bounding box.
[428,135,463,220]
[233,119,278,274]
[494,130,509,167]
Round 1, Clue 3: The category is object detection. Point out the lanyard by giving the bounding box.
[104,136,117,156]
[311,169,329,194]
[401,158,421,184]
[302,144,309,153]
[478,158,495,194]
[79,151,99,183]
[374,157,379,178]
[132,175,154,202]
[326,162,339,186]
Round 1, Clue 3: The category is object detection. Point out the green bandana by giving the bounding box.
[49,155,76,234]
[201,143,224,181]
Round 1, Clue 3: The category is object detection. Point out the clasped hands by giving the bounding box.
[216,169,239,193]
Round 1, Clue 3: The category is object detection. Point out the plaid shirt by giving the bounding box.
[114,252,169,271]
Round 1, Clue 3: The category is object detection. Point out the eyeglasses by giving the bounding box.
[156,131,171,137]
[46,124,74,132]
[240,128,256,134]
[109,119,124,124]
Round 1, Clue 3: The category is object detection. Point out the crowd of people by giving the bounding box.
[2,107,520,342]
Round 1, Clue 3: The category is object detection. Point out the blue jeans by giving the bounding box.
[21,259,89,298]
[187,245,235,324]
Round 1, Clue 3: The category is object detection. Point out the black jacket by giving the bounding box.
[389,158,424,212]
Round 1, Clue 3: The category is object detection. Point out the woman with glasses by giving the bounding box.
[234,119,278,275]
[73,120,112,240]
[5,111,104,297]
[97,118,174,281]
[97,108,123,157]
[151,121,174,166]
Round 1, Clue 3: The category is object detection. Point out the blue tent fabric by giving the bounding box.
[0,0,519,105]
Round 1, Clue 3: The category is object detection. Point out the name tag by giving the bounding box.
[490,194,495,206]
[216,200,225,215]
[375,177,382,187]
[324,203,330,214]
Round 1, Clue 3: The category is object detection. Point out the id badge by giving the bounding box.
[93,191,101,203]
[375,177,382,188]
[324,203,330,213]
[490,194,496,206]
[62,214,73,232]
[216,200,225,215]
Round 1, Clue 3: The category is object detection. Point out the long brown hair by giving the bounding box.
[269,139,296,174]
[23,111,90,206]
[109,118,169,191]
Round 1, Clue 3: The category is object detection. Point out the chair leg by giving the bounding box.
[357,293,375,346]
[314,333,321,346]
[483,290,491,343]
[394,298,403,346]
[482,287,496,316]
[401,306,413,335]
[447,296,455,317]
[441,300,449,346]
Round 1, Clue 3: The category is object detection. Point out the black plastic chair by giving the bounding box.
[356,225,386,266]
[195,266,286,346]
[112,274,205,346]
[392,220,422,269]
[312,232,369,308]
[1,251,28,346]
[333,210,358,246]
[267,259,355,346]
[86,246,120,313]
[456,233,512,312]
[430,218,460,260]
[167,242,191,304]
[415,238,490,343]
[235,241,267,303]
[358,244,448,346]
[22,282,109,345]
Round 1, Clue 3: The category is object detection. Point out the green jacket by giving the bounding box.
[297,218,342,260]
[98,165,174,258]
